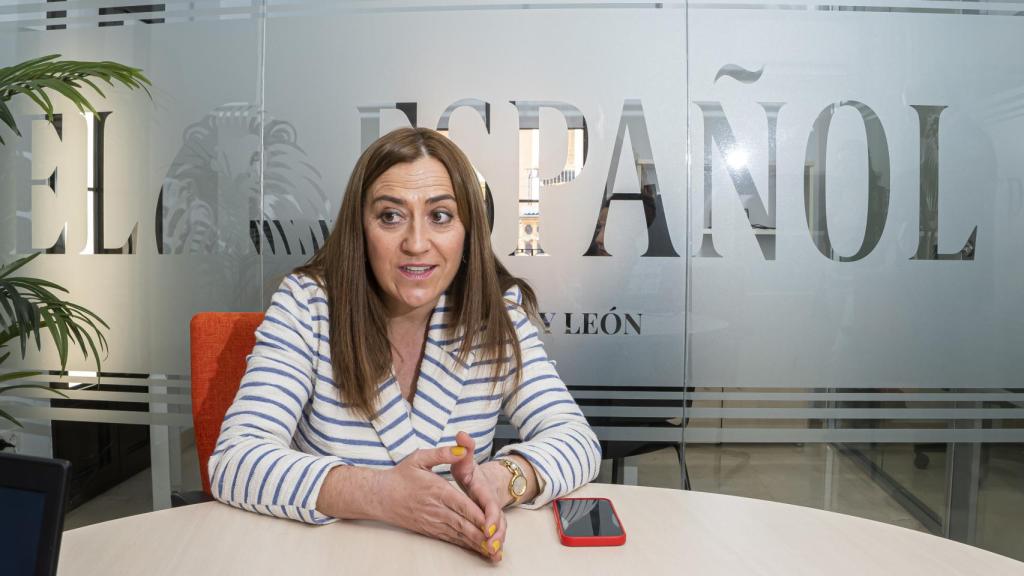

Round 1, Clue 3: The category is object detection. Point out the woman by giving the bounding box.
[208,127,601,562]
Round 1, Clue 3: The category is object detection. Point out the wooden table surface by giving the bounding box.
[59,484,1024,575]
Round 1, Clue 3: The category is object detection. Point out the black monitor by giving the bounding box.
[0,453,71,576]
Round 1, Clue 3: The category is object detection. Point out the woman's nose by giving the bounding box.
[401,220,429,254]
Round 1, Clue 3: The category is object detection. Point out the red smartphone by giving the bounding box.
[552,497,627,547]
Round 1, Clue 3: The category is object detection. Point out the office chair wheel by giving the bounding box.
[171,490,215,507]
[914,451,930,470]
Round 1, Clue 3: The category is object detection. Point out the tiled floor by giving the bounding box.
[604,443,931,532]
[63,444,202,531]
[972,445,1024,561]
[63,442,1024,563]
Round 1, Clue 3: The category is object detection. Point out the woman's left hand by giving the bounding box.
[450,431,508,563]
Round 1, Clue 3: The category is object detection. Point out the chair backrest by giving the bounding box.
[0,452,70,576]
[190,312,264,495]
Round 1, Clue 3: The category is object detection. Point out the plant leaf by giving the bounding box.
[0,101,21,144]
[0,384,68,398]
[0,253,41,279]
[0,407,21,428]
[0,55,151,123]
[0,370,43,384]
[40,310,69,370]
[0,252,108,374]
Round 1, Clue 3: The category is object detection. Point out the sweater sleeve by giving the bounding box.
[207,274,348,525]
[493,289,602,508]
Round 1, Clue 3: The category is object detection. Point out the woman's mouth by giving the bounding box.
[399,265,436,279]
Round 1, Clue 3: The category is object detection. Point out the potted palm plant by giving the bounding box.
[0,54,151,427]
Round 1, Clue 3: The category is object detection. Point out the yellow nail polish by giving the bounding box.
[480,542,489,553]
[451,446,467,457]
[488,524,496,537]
[492,540,501,553]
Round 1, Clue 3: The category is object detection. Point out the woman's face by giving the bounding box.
[364,156,466,319]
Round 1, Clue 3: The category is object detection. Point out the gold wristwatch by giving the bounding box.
[496,457,527,505]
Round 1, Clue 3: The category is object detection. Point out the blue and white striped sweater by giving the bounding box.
[208,273,601,524]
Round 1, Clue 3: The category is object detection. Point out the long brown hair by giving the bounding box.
[295,127,537,420]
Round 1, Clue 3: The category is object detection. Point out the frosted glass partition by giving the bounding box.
[0,1,265,508]
[0,0,1021,560]
[687,0,1024,551]
[260,1,689,451]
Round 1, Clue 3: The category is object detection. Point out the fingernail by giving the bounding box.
[480,542,489,553]
[488,524,496,537]
[492,540,501,553]
[451,446,467,457]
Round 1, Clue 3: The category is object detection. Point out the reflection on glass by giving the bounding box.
[977,442,1024,559]
[515,127,584,255]
[693,98,780,260]
[97,4,167,27]
[159,104,328,257]
[725,147,748,170]
[803,101,891,263]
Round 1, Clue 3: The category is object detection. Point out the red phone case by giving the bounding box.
[552,497,627,547]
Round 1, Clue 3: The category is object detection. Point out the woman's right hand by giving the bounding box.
[377,446,492,557]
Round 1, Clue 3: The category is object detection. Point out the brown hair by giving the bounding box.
[295,127,537,420]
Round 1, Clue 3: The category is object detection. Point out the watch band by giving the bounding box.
[496,457,527,505]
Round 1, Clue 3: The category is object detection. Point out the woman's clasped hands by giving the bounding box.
[450,431,510,562]
[378,431,509,563]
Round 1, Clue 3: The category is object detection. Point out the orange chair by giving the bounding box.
[188,312,265,496]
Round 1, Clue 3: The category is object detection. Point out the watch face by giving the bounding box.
[512,475,527,496]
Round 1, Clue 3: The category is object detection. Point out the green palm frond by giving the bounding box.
[0,54,142,429]
[0,380,69,428]
[0,252,109,376]
[0,253,106,427]
[0,53,151,144]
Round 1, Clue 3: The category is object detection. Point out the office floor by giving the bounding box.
[607,443,931,532]
[63,445,201,531]
[63,442,1024,563]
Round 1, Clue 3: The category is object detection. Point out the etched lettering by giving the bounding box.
[600,307,622,335]
[624,313,642,336]
[910,105,977,261]
[584,99,678,257]
[804,101,891,262]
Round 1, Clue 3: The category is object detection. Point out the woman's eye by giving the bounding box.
[380,210,402,224]
[432,210,454,225]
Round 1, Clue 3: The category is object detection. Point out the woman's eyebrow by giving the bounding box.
[370,193,454,206]
[371,194,405,206]
[426,194,456,204]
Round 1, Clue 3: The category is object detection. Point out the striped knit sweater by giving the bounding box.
[208,273,601,524]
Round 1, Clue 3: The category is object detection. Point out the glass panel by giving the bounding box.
[687,0,1024,560]
[2,0,1016,555]
[262,0,689,483]
[0,0,265,516]
[977,442,1024,559]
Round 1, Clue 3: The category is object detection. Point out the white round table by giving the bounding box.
[58,484,1024,575]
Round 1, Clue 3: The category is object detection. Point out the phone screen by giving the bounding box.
[554,498,623,537]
